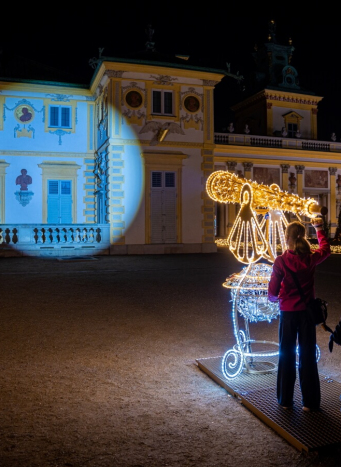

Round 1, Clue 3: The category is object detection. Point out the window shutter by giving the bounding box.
[48,180,59,194]
[164,92,173,115]
[60,196,72,224]
[152,172,162,187]
[61,107,71,128]
[165,172,175,187]
[61,181,71,195]
[150,171,177,244]
[163,190,176,243]
[152,91,161,113]
[47,180,72,224]
[47,196,60,223]
[50,107,59,126]
[151,190,163,243]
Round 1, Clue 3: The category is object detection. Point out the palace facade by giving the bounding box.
[1,22,340,257]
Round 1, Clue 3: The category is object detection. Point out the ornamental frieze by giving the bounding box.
[150,75,178,85]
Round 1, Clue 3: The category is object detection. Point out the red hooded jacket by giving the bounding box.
[268,230,331,311]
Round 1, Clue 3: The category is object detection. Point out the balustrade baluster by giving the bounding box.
[75,229,81,243]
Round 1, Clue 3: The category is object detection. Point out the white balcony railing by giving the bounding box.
[214,133,341,152]
[0,224,111,257]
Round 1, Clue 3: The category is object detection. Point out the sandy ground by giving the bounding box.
[1,248,341,467]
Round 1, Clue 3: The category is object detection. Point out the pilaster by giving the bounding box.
[243,162,253,181]
[295,165,305,197]
[280,164,290,191]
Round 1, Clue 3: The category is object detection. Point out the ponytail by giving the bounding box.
[285,221,311,255]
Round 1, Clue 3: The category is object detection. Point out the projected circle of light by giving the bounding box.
[6,109,144,258]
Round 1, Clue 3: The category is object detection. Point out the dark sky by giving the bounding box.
[1,7,339,140]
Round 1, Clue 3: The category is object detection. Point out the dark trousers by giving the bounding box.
[277,310,320,408]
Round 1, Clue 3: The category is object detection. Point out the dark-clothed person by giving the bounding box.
[268,219,331,411]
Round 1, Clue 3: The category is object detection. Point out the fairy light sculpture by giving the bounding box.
[206,170,326,379]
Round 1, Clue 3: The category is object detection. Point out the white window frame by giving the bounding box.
[152,90,174,116]
[48,105,72,129]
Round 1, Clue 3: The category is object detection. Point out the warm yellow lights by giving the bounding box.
[206,170,321,218]
[227,183,268,264]
[209,169,324,379]
[207,170,323,264]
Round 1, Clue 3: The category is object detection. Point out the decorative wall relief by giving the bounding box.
[150,75,177,85]
[305,170,328,188]
[253,167,280,186]
[45,94,72,102]
[4,99,44,138]
[125,90,143,108]
[180,88,204,130]
[121,84,146,125]
[49,129,71,145]
[15,169,34,206]
[184,95,200,113]
[15,105,34,123]
[139,121,184,146]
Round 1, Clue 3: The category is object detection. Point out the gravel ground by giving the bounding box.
[1,248,341,467]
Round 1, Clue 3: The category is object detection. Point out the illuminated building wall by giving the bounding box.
[0,58,229,256]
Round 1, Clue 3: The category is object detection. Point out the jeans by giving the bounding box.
[277,309,320,408]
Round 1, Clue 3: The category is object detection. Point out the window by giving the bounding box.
[49,106,72,128]
[152,90,173,115]
[288,123,298,138]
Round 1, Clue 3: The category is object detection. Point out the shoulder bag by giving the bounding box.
[282,263,331,330]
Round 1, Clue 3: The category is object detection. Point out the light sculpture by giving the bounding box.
[206,170,325,379]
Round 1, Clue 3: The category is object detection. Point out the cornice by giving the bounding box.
[231,89,323,111]
[213,145,341,165]
[0,151,93,157]
[0,80,91,97]
[90,61,225,93]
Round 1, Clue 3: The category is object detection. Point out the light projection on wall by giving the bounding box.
[206,170,326,379]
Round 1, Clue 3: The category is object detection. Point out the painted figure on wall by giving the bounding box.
[253,167,280,186]
[305,170,328,188]
[16,169,32,191]
[14,104,34,124]
[184,96,200,113]
[19,107,32,122]
[125,90,143,108]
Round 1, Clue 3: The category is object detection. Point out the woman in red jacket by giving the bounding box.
[268,218,331,411]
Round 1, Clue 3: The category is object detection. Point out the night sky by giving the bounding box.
[1,7,339,141]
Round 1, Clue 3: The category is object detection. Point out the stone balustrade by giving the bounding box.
[0,224,110,257]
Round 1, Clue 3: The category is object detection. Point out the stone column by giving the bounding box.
[294,165,305,198]
[280,164,290,191]
[329,167,337,236]
[243,162,253,181]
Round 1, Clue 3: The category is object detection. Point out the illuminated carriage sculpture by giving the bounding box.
[206,170,326,379]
